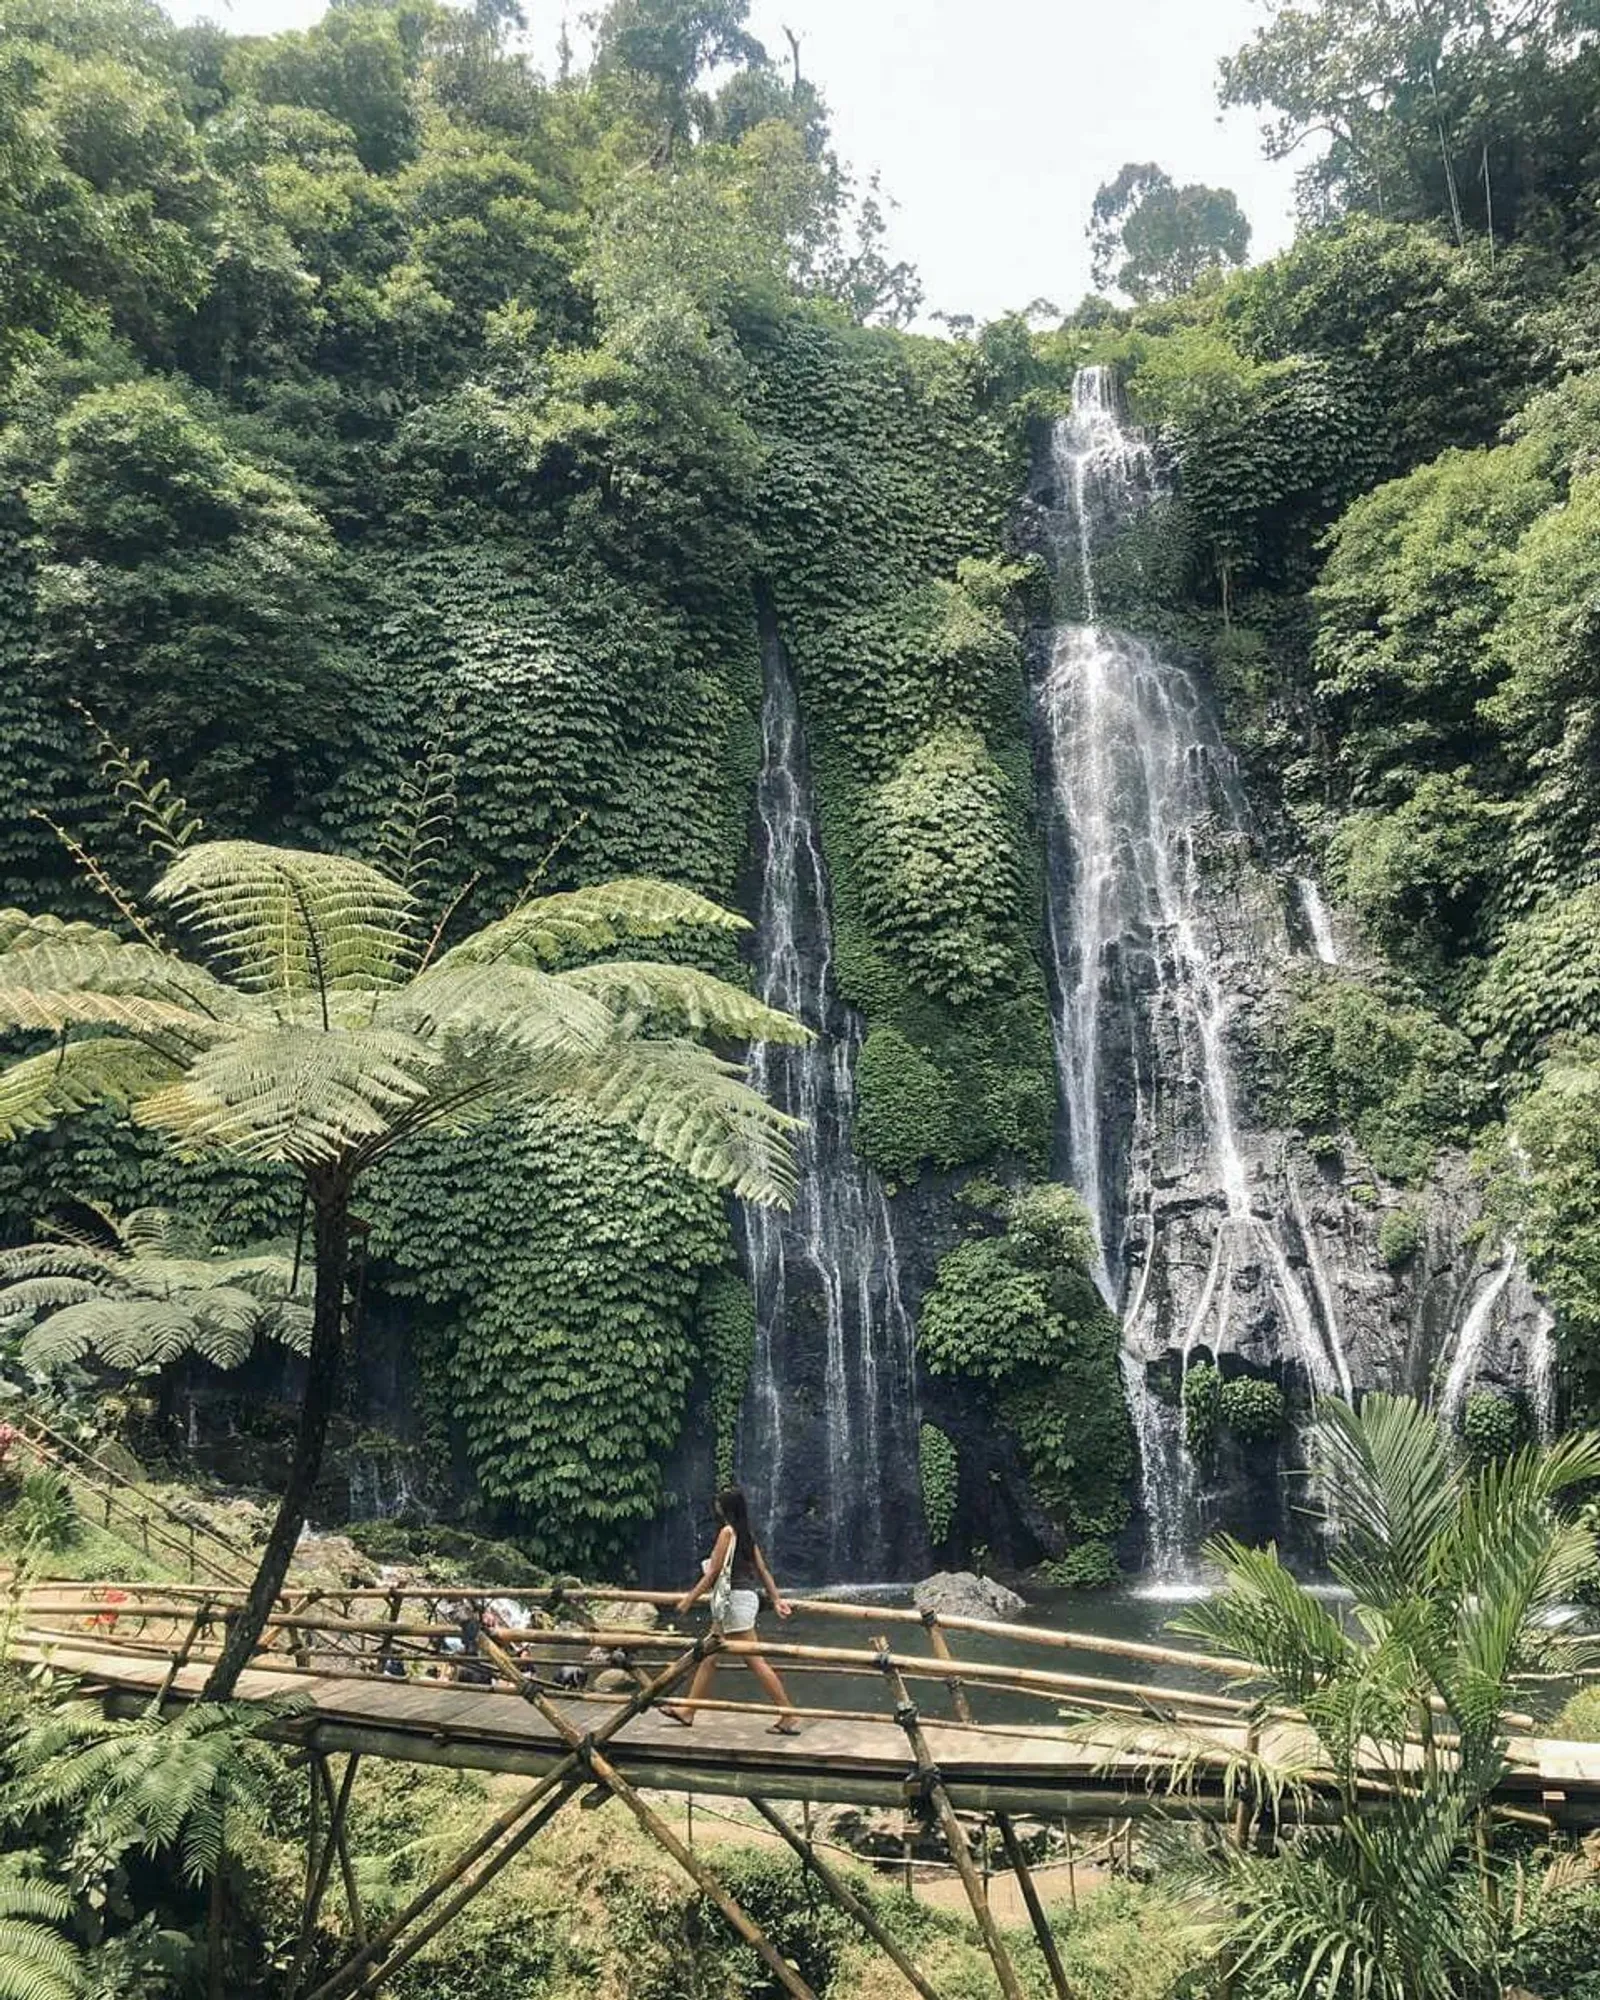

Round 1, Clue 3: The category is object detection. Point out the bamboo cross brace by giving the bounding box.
[876,1636,1026,2000]
[319,1756,366,1947]
[151,1596,213,1713]
[922,1610,1078,2000]
[748,1796,944,2000]
[304,1632,717,2000]
[476,1629,819,2000]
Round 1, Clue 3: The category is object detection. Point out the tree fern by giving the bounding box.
[0,836,808,1692]
[9,1699,289,1888]
[0,1858,81,2000]
[0,1208,310,1376]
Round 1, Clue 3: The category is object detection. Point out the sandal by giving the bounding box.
[660,1705,695,1727]
[767,1717,802,1735]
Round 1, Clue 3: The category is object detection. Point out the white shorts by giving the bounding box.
[723,1589,760,1635]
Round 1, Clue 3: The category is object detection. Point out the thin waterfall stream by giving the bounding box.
[1033,367,1350,1572]
[738,628,924,1583]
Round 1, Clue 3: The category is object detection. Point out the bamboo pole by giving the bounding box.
[748,1796,944,2000]
[319,1757,367,1947]
[477,1630,819,2000]
[305,1634,716,2000]
[923,1610,1076,1998]
[875,1638,1025,2000]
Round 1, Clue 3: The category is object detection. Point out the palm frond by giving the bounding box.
[560,961,811,1045]
[0,1857,82,2000]
[436,876,748,971]
[0,1039,183,1143]
[150,843,418,1001]
[1316,1394,1462,1609]
[1174,1539,1358,1702]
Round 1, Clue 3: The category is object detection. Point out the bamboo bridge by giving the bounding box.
[8,1580,1600,2000]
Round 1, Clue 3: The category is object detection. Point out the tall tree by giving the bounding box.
[0,839,807,1695]
[1088,163,1251,301]
[591,0,764,157]
[1220,0,1600,240]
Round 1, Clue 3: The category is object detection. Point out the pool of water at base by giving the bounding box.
[675,1579,1580,1735]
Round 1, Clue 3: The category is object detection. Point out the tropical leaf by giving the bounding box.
[150,842,419,1000]
[3,1208,311,1376]
[560,961,813,1045]
[436,876,748,970]
[0,1039,183,1143]
[134,1024,440,1165]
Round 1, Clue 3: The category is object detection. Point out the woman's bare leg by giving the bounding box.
[747,1650,799,1729]
[666,1652,717,1725]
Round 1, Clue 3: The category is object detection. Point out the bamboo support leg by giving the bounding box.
[319,1756,367,1947]
[749,1797,944,2000]
[922,1613,1077,2000]
[876,1639,1025,2000]
[478,1632,818,2000]
[306,1635,714,2000]
[152,1597,212,1713]
[288,1761,339,2000]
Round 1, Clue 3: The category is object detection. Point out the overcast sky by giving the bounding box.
[166,0,1303,325]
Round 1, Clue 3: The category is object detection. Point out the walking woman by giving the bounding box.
[671,1486,800,1733]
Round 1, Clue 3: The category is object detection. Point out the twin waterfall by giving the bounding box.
[730,368,1550,1586]
[739,631,923,1582]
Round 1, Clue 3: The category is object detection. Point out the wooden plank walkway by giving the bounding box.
[16,1628,1600,1829]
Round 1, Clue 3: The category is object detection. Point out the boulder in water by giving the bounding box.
[913,1571,1025,1621]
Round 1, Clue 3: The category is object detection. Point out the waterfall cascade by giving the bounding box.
[738,630,924,1583]
[1028,369,1557,1571]
[1033,368,1353,1567]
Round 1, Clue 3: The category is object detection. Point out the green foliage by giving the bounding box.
[5,1470,77,1554]
[1219,1375,1286,1447]
[696,1269,755,1487]
[0,1854,81,2000]
[366,1107,730,1572]
[918,1422,958,1547]
[1173,1396,1600,2000]
[1039,1539,1120,1590]
[919,1181,1131,1573]
[1491,1045,1600,1413]
[1554,1684,1600,1741]
[1183,1360,1223,1460]
[1377,1207,1424,1269]
[1460,1390,1527,1466]
[0,1207,310,1376]
[343,1519,543,1588]
[1274,975,1481,1184]
[1467,886,1600,1073]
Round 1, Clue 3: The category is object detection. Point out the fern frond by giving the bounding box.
[0,1039,184,1142]
[560,961,812,1045]
[374,746,458,902]
[134,1024,439,1166]
[377,962,616,1061]
[76,704,205,859]
[437,876,748,970]
[575,1037,802,1206]
[0,930,241,1023]
[150,843,419,1000]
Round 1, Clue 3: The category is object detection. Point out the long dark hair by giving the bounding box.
[714,1485,758,1559]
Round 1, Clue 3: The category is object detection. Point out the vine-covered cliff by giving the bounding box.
[5,0,1600,1584]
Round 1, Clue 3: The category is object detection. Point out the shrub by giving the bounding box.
[1460,1390,1526,1465]
[1041,1540,1120,1589]
[1183,1361,1223,1460]
[919,1424,959,1547]
[1554,1685,1600,1741]
[854,1025,955,1182]
[1006,1183,1098,1270]
[7,1469,78,1553]
[1378,1206,1425,1268]
[1219,1375,1285,1446]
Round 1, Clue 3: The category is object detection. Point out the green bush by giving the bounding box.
[919,1423,959,1547]
[1006,1183,1098,1270]
[1510,1880,1600,2000]
[1040,1540,1120,1590]
[1554,1684,1600,1741]
[1183,1361,1223,1460]
[853,1024,955,1181]
[1460,1390,1527,1465]
[344,1520,543,1588]
[6,1469,78,1553]
[1219,1375,1286,1446]
[1378,1206,1425,1268]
